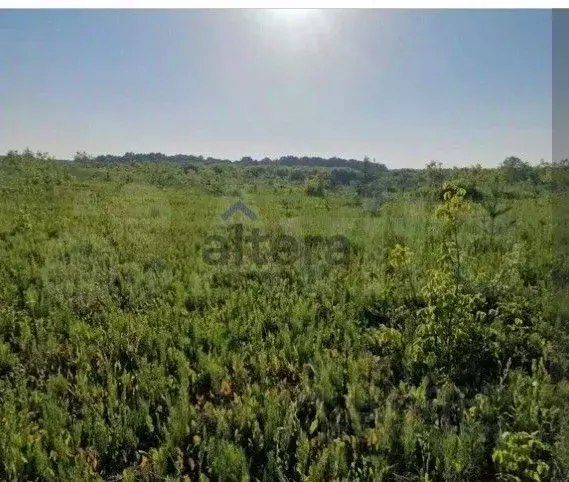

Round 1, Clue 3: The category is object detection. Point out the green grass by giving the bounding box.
[0,156,567,481]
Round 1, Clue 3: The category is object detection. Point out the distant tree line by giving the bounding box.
[2,149,561,200]
[78,151,388,173]
[83,152,229,166]
[238,154,388,173]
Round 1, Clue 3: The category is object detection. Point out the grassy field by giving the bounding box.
[0,153,568,481]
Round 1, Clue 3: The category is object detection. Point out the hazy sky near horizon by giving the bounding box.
[0,9,552,168]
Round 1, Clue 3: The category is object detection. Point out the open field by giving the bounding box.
[0,152,568,481]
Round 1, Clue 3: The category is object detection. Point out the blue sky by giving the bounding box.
[0,9,552,167]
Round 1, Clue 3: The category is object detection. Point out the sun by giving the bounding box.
[247,9,331,55]
[269,9,315,23]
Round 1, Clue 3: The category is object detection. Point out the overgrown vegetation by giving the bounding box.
[0,150,567,481]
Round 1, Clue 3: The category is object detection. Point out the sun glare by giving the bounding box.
[248,9,332,56]
[270,9,315,23]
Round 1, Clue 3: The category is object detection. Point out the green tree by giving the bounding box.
[501,156,532,183]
